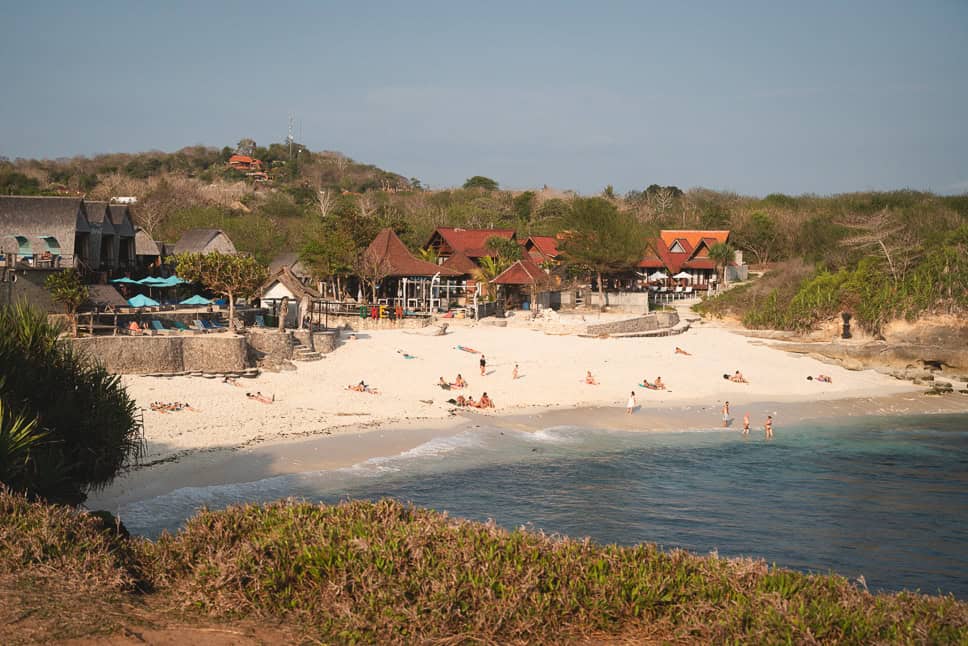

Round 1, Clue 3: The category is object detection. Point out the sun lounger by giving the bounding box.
[170,321,192,332]
[193,320,209,332]
[150,320,167,333]
[254,314,266,327]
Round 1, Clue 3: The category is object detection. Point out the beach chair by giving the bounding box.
[172,321,191,332]
[254,314,266,327]
[150,320,167,333]
[201,319,226,331]
[193,319,209,332]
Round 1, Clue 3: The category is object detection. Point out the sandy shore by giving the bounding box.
[86,320,968,511]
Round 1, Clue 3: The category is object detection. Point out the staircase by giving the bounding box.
[291,337,323,362]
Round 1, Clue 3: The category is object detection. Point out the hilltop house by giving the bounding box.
[228,154,263,171]
[172,228,236,256]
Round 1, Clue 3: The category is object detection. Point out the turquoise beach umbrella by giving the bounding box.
[179,294,212,306]
[127,293,160,307]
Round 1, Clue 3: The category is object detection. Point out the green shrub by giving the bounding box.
[0,304,143,505]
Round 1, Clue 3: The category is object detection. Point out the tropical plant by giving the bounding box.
[300,223,357,299]
[174,252,267,326]
[708,242,736,286]
[0,397,47,493]
[0,304,142,504]
[484,236,521,265]
[558,197,645,310]
[471,256,503,301]
[45,269,88,337]
[417,247,439,264]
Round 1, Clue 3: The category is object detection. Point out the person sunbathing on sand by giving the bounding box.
[438,377,451,390]
[453,374,467,388]
[675,346,691,356]
[808,374,833,383]
[478,392,495,408]
[653,376,665,390]
[246,392,274,404]
[348,380,379,394]
[465,396,476,407]
[728,370,749,383]
[585,370,599,385]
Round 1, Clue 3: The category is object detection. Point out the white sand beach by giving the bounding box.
[87,319,968,511]
[122,320,949,461]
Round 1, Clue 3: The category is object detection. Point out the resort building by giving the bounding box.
[424,227,517,267]
[364,228,461,311]
[522,235,560,265]
[172,228,237,256]
[491,258,554,310]
[0,196,94,270]
[637,229,738,289]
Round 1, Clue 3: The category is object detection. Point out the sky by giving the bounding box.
[1,1,966,196]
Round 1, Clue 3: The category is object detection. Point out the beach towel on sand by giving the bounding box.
[455,345,480,354]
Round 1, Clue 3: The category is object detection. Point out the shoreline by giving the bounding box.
[87,391,968,512]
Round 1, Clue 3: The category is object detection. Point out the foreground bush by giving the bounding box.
[0,304,143,505]
[4,492,963,644]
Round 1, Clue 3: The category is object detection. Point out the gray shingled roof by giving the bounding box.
[109,204,136,236]
[134,227,160,256]
[85,201,116,234]
[0,195,90,233]
[173,228,235,255]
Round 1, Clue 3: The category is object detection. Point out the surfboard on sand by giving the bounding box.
[455,345,480,354]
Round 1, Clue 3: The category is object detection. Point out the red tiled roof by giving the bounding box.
[659,230,729,249]
[426,227,516,256]
[492,259,549,286]
[525,235,559,259]
[365,229,461,277]
[682,259,716,270]
[440,250,478,274]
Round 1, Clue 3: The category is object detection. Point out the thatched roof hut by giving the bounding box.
[173,228,236,255]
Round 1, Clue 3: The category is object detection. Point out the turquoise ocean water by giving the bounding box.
[120,413,968,597]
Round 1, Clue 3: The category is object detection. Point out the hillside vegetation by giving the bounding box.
[3,144,967,331]
[2,491,965,644]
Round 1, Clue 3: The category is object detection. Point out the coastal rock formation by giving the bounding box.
[773,315,968,380]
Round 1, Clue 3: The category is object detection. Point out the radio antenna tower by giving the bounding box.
[287,113,295,160]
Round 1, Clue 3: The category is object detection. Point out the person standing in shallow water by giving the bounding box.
[480,354,486,376]
[722,401,730,427]
[743,413,750,435]
[765,415,774,439]
[626,391,636,414]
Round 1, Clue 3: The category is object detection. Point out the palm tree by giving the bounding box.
[471,256,503,301]
[708,243,736,289]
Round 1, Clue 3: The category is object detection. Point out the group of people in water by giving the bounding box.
[724,401,774,438]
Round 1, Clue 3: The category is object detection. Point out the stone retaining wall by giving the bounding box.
[313,330,339,353]
[586,291,650,312]
[72,334,247,374]
[329,315,431,331]
[584,311,680,336]
[247,329,294,362]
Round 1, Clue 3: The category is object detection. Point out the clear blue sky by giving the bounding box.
[2,1,966,196]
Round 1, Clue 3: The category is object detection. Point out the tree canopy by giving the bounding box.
[559,197,645,309]
[175,252,267,326]
[463,176,499,191]
[45,269,89,337]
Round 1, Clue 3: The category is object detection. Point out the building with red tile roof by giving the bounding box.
[522,235,560,263]
[228,154,263,171]
[364,228,461,278]
[637,230,732,287]
[424,227,517,263]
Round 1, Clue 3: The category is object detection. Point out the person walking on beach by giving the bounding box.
[512,363,519,380]
[722,401,730,427]
[765,415,774,439]
[626,391,636,414]
[480,354,487,376]
[742,412,750,435]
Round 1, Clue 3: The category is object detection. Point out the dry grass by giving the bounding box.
[2,491,966,644]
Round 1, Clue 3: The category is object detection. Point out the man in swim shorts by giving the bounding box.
[742,413,750,435]
[722,401,730,427]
